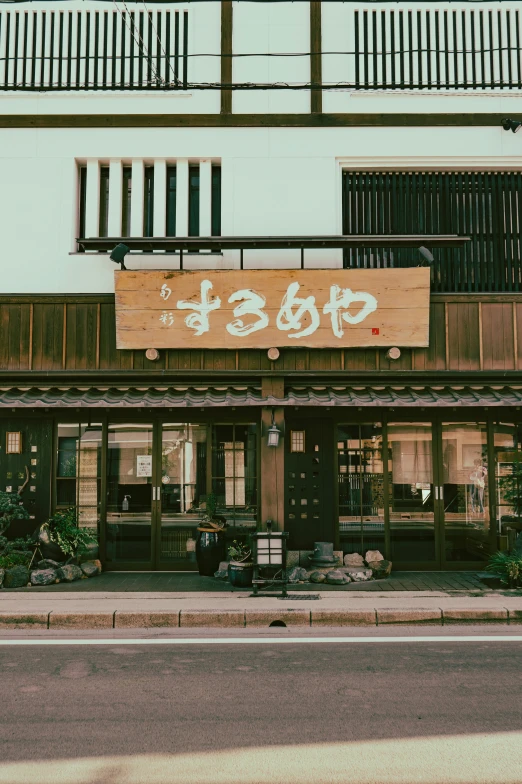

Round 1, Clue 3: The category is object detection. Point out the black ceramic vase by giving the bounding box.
[196,531,226,576]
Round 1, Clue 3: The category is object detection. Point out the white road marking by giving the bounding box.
[0,635,522,646]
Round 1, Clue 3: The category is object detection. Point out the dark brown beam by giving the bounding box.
[220,1,233,115]
[78,234,470,253]
[0,113,513,128]
[310,1,322,114]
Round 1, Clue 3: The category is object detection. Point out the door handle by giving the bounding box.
[152,486,156,502]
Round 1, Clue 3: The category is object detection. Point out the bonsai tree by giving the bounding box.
[0,490,30,537]
[227,539,252,564]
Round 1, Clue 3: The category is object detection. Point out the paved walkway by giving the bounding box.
[2,570,492,593]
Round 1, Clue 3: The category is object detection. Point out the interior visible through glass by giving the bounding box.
[441,422,489,562]
[160,424,207,565]
[106,423,153,563]
[337,424,385,556]
[388,423,435,563]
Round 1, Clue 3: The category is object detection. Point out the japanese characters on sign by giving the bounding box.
[114,268,430,350]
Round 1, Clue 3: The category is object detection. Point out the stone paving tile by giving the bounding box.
[3,570,491,594]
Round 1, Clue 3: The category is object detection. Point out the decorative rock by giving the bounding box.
[365,550,384,564]
[344,552,365,567]
[310,571,326,584]
[3,565,30,589]
[287,567,309,583]
[91,559,102,573]
[368,559,392,578]
[214,568,229,580]
[345,569,373,582]
[0,568,4,588]
[80,561,101,578]
[30,569,57,586]
[37,559,62,570]
[56,564,83,583]
[326,569,347,585]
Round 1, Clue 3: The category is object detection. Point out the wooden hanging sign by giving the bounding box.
[114,268,430,350]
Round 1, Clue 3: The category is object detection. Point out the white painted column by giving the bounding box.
[84,160,100,240]
[153,159,167,238]
[108,159,123,237]
[175,158,189,237]
[130,159,145,237]
[199,160,212,237]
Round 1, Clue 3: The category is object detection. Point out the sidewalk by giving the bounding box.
[2,586,522,629]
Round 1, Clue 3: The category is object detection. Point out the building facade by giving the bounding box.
[1,0,522,571]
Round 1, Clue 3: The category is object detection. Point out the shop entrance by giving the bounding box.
[337,420,495,570]
[102,421,257,571]
[284,419,335,550]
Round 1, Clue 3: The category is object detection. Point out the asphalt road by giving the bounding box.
[1,627,522,784]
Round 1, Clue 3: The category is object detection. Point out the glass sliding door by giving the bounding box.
[337,424,385,556]
[387,423,437,565]
[493,422,522,545]
[106,423,153,566]
[440,422,489,564]
[158,423,207,568]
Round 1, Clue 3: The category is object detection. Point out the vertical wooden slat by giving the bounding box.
[28,303,33,370]
[62,303,67,369]
[478,301,484,369]
[310,1,322,113]
[220,1,232,113]
[39,10,46,87]
[182,10,188,90]
[31,11,37,88]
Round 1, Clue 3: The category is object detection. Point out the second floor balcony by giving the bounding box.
[0,1,521,96]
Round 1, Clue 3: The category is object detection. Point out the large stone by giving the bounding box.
[344,552,365,567]
[368,559,392,578]
[309,571,326,584]
[3,565,30,589]
[56,564,83,583]
[365,550,384,564]
[80,561,101,578]
[0,568,4,588]
[326,570,348,585]
[30,569,57,586]
[37,559,62,570]
[345,569,373,582]
[287,567,309,584]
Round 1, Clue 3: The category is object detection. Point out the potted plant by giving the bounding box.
[486,551,522,588]
[227,539,253,588]
[195,493,227,576]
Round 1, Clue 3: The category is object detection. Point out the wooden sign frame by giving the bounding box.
[115,268,430,350]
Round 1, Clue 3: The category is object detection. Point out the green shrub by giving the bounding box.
[0,552,31,569]
[44,508,98,557]
[486,551,522,586]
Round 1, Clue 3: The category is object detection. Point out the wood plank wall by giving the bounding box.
[1,296,521,373]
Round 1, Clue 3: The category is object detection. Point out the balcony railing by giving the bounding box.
[347,4,522,91]
[0,7,188,90]
[342,171,522,293]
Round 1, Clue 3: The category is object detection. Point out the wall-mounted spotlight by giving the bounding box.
[418,246,434,266]
[110,243,130,270]
[267,410,281,447]
[501,118,522,134]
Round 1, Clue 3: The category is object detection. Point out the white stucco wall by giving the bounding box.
[0,125,521,293]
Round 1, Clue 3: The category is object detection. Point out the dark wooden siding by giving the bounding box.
[1,295,521,374]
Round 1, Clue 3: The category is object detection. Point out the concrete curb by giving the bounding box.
[2,607,522,629]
